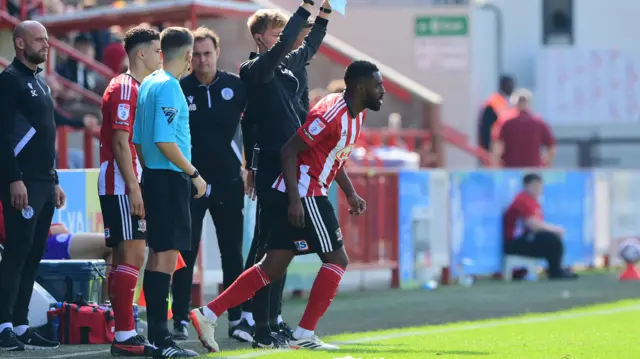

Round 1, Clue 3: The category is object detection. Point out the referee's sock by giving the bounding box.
[204,265,271,321]
[143,270,172,343]
[296,263,345,336]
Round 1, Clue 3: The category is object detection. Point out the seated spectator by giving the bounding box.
[56,33,100,92]
[503,173,578,280]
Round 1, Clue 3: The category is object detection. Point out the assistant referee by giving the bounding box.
[0,21,66,351]
[132,27,204,358]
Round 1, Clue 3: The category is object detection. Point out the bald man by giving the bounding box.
[0,20,65,351]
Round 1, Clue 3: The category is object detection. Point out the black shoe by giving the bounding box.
[172,322,189,341]
[278,321,294,341]
[229,319,254,343]
[549,270,579,280]
[151,337,198,358]
[252,331,289,349]
[17,328,59,350]
[111,334,153,356]
[0,328,24,351]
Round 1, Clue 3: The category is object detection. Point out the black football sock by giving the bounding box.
[143,270,171,344]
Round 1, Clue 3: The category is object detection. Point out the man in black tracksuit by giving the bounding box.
[240,19,315,341]
[239,0,331,348]
[171,27,247,341]
[0,21,66,351]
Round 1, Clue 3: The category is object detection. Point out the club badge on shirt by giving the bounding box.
[22,206,34,219]
[117,103,131,121]
[221,88,234,100]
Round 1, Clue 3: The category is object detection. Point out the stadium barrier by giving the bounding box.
[54,168,626,296]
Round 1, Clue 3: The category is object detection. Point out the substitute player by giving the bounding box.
[240,0,332,346]
[98,26,161,356]
[190,60,385,352]
[133,27,205,358]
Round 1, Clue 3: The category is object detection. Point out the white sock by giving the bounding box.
[0,322,13,332]
[114,330,137,342]
[202,306,218,322]
[230,319,241,327]
[293,326,314,340]
[241,311,255,326]
[13,325,28,336]
[277,315,283,324]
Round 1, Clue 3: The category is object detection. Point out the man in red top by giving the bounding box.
[503,173,577,280]
[189,60,384,352]
[491,89,556,168]
[97,26,161,356]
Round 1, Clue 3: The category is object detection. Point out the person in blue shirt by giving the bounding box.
[132,26,206,359]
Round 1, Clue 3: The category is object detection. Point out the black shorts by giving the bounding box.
[142,168,192,253]
[264,194,343,255]
[99,194,146,248]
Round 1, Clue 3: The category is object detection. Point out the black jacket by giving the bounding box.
[241,6,327,190]
[181,70,247,184]
[0,58,58,186]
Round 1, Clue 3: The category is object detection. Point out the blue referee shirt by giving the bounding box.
[133,70,191,172]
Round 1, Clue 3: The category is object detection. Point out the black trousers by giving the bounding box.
[504,230,564,276]
[241,196,287,334]
[172,179,245,323]
[0,180,55,325]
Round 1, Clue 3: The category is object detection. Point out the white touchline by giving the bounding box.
[226,304,640,359]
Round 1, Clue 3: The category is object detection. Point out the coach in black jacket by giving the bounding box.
[238,0,331,348]
[0,21,66,351]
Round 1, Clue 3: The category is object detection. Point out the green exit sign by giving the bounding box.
[415,15,469,37]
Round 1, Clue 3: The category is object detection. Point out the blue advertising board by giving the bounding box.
[397,170,431,288]
[449,170,594,277]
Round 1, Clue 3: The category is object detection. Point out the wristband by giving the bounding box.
[303,0,314,5]
[319,6,332,13]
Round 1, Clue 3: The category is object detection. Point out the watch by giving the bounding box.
[189,170,200,179]
[319,6,332,13]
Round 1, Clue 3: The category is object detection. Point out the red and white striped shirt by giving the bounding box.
[98,74,142,195]
[272,93,365,197]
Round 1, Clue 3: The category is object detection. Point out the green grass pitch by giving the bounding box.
[210,300,640,359]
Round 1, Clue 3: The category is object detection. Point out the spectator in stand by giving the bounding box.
[327,78,345,93]
[308,88,327,109]
[503,173,578,280]
[56,33,100,92]
[479,75,515,152]
[490,89,556,168]
[102,41,128,74]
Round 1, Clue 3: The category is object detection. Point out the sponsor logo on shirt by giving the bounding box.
[162,107,178,124]
[336,145,354,161]
[294,240,309,252]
